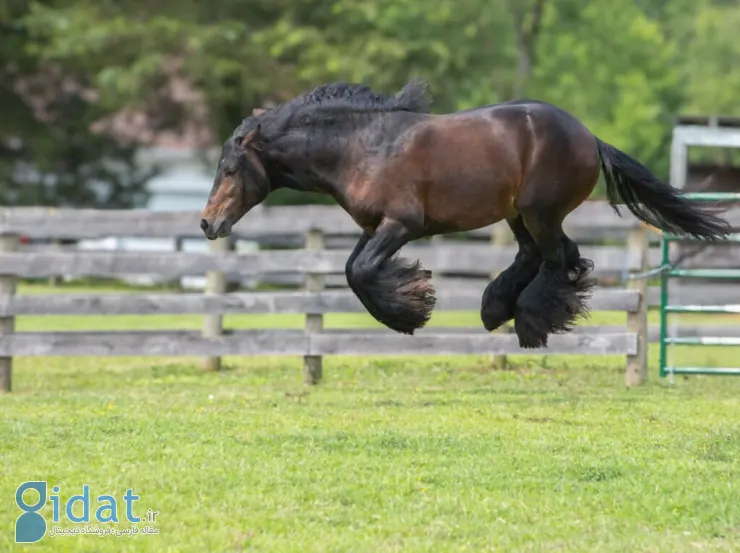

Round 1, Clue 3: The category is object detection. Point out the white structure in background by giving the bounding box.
[77,146,258,289]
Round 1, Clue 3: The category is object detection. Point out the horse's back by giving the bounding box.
[461,99,600,180]
[404,99,596,178]
[452,99,594,138]
[381,99,600,232]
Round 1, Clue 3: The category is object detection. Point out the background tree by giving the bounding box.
[1,0,154,208]
[2,0,738,207]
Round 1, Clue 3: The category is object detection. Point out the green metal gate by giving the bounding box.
[659,192,740,378]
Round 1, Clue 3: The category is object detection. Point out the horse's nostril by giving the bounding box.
[200,219,209,232]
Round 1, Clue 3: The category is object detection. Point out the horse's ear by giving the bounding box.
[252,107,267,116]
[239,124,262,149]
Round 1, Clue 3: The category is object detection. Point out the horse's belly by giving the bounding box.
[422,172,518,233]
[411,117,522,233]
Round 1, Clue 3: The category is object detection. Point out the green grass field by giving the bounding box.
[2,283,740,552]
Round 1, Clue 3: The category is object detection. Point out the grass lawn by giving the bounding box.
[2,283,740,552]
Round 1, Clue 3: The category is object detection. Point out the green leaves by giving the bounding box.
[684,4,740,116]
[3,0,739,208]
[528,0,681,175]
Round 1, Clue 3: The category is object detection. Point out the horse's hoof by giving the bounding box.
[513,308,550,349]
[481,299,514,332]
[516,332,548,349]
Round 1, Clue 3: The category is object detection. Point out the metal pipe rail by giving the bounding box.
[659,192,740,378]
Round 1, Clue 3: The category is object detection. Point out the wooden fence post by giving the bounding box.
[171,236,184,291]
[626,225,649,388]
[0,235,18,392]
[48,238,61,287]
[489,222,512,369]
[304,228,324,385]
[201,236,232,371]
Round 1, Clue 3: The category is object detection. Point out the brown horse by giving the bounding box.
[200,80,730,348]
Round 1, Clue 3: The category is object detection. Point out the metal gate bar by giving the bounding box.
[659,192,740,377]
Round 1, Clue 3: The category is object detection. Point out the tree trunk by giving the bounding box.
[511,0,546,99]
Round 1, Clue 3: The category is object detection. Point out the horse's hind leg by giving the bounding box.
[481,216,542,331]
[514,213,595,348]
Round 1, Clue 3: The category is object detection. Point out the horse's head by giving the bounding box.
[200,124,270,240]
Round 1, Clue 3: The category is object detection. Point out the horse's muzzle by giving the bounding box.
[200,217,231,240]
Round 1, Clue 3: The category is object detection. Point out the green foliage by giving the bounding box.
[0,0,154,208]
[684,4,740,117]
[530,0,682,180]
[2,0,739,206]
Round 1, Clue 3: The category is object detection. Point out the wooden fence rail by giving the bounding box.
[2,243,738,278]
[0,202,737,393]
[2,202,739,239]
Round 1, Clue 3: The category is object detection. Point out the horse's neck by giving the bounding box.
[265,128,361,198]
[266,112,422,199]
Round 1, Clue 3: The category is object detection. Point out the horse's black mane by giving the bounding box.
[298,79,431,114]
[232,79,431,139]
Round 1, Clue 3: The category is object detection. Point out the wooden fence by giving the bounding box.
[1,201,739,393]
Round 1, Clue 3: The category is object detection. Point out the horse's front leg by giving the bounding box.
[346,219,436,334]
[344,231,376,317]
[345,231,371,295]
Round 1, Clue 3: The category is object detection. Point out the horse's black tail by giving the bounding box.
[595,137,731,240]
